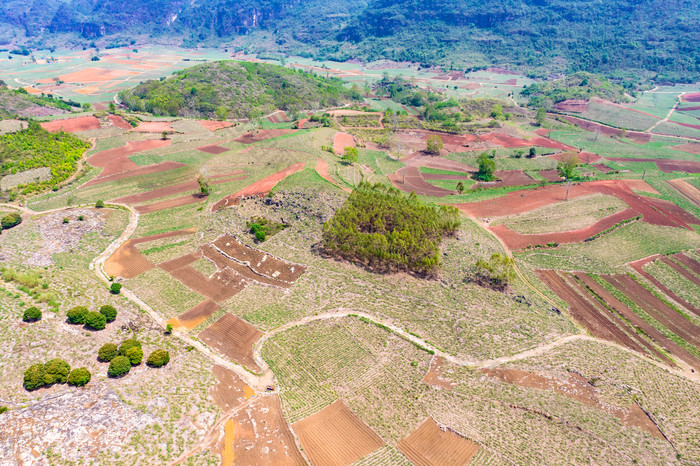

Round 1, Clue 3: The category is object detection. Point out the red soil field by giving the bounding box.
[547,150,602,163]
[628,257,700,318]
[389,166,455,197]
[603,275,700,347]
[476,170,537,189]
[112,172,246,204]
[659,257,700,287]
[84,138,171,181]
[667,179,700,207]
[456,179,699,230]
[678,106,700,112]
[682,93,700,102]
[135,194,206,214]
[292,400,384,466]
[333,132,355,154]
[672,143,700,155]
[170,265,245,302]
[492,208,638,249]
[158,251,202,273]
[40,116,101,133]
[131,121,175,133]
[297,118,309,129]
[561,116,651,143]
[606,158,700,174]
[198,313,262,371]
[538,169,564,182]
[422,356,455,390]
[537,271,664,360]
[200,245,293,288]
[315,158,352,192]
[218,395,305,466]
[673,253,700,276]
[196,144,229,154]
[401,152,475,173]
[107,115,132,130]
[211,162,305,210]
[623,179,659,194]
[672,121,700,130]
[554,100,589,113]
[421,173,469,181]
[198,120,234,131]
[38,68,138,83]
[593,163,614,173]
[84,161,186,187]
[397,418,480,466]
[172,300,221,330]
[575,272,700,371]
[209,365,255,411]
[233,129,295,144]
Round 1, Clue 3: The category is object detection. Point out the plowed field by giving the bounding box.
[135,194,206,214]
[538,169,563,182]
[605,158,700,174]
[198,314,262,370]
[292,400,384,466]
[174,299,221,330]
[628,256,700,318]
[389,166,455,197]
[667,179,700,207]
[210,365,255,411]
[315,159,352,192]
[422,356,455,390]
[659,257,700,286]
[40,116,101,133]
[199,120,234,131]
[233,129,295,144]
[333,132,355,154]
[211,163,305,210]
[131,121,175,133]
[196,144,229,154]
[107,115,132,130]
[169,266,245,302]
[397,418,479,466]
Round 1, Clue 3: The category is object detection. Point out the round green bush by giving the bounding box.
[108,356,131,377]
[23,363,46,390]
[119,338,141,356]
[23,306,42,322]
[1,212,22,230]
[98,343,119,362]
[125,346,144,365]
[66,306,89,324]
[44,358,71,384]
[84,311,107,330]
[146,349,170,368]
[99,305,117,322]
[110,283,122,294]
[95,200,105,208]
[67,368,91,386]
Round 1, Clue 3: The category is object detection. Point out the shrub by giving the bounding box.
[119,338,142,356]
[475,152,496,181]
[470,253,516,291]
[110,283,122,294]
[23,306,42,322]
[66,306,88,324]
[165,323,173,334]
[108,356,131,377]
[44,358,71,384]
[146,349,170,368]
[0,406,7,414]
[126,346,144,365]
[23,363,46,390]
[67,368,91,386]
[84,311,106,330]
[95,200,105,208]
[99,305,117,322]
[1,212,22,230]
[98,343,119,362]
[426,135,443,154]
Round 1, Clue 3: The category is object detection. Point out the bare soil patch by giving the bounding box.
[422,356,455,390]
[476,170,537,189]
[84,138,171,182]
[292,400,384,466]
[593,163,614,174]
[199,120,234,131]
[196,144,229,154]
[233,129,295,144]
[554,100,589,113]
[199,313,262,371]
[672,143,700,155]
[561,116,651,143]
[673,253,700,276]
[389,166,455,197]
[682,93,700,103]
[169,265,246,303]
[667,179,700,207]
[333,132,355,154]
[210,365,255,411]
[538,169,564,182]
[605,158,700,174]
[211,162,305,210]
[107,114,132,130]
[40,116,101,133]
[397,417,479,466]
[105,229,194,279]
[623,179,659,194]
[174,299,221,330]
[49,68,137,83]
[130,121,175,133]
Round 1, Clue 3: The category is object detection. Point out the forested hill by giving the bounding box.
[3,0,698,81]
[118,61,361,118]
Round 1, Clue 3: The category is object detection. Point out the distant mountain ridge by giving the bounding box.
[1,0,698,81]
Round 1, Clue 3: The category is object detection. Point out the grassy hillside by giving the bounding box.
[119,60,362,118]
[521,73,630,108]
[0,83,77,120]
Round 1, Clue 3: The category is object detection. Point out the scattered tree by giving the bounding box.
[456,181,465,194]
[108,102,115,113]
[490,104,504,120]
[165,323,173,334]
[23,307,42,322]
[110,283,122,294]
[342,146,359,164]
[475,152,496,181]
[126,346,144,365]
[67,368,91,386]
[536,107,547,126]
[23,364,46,390]
[557,153,581,200]
[66,306,89,324]
[197,175,210,197]
[95,200,105,208]
[147,349,171,368]
[44,358,71,384]
[84,311,107,330]
[99,305,117,322]
[119,338,142,356]
[528,147,537,158]
[98,343,119,362]
[215,106,228,120]
[426,135,443,154]
[161,131,168,140]
[108,356,131,377]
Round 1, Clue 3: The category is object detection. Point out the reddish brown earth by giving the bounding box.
[678,106,700,112]
[198,313,262,371]
[672,143,700,155]
[561,116,651,143]
[84,161,186,187]
[198,120,234,131]
[196,144,229,154]
[135,194,206,214]
[210,365,255,411]
[593,163,614,174]
[172,300,221,330]
[83,139,175,186]
[233,129,295,144]
[170,265,245,302]
[682,93,700,102]
[554,100,589,113]
[397,418,480,466]
[492,208,638,249]
[292,400,384,466]
[547,151,602,163]
[200,245,298,289]
[659,257,700,287]
[628,257,700,318]
[211,162,305,210]
[333,132,355,154]
[456,179,700,230]
[40,116,101,133]
[623,179,659,194]
[112,172,246,204]
[43,68,137,83]
[476,170,537,189]
[315,159,352,192]
[538,169,564,182]
[131,121,175,133]
[605,158,700,173]
[603,274,700,347]
[158,251,202,273]
[389,166,455,197]
[667,179,700,207]
[575,271,699,371]
[401,152,476,173]
[422,356,455,390]
[673,253,700,276]
[107,114,132,130]
[421,173,469,180]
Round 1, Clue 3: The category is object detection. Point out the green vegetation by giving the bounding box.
[0,85,79,120]
[67,368,91,387]
[44,358,70,384]
[66,306,88,324]
[475,153,496,181]
[23,363,47,390]
[523,73,628,108]
[108,355,131,377]
[99,305,117,322]
[322,182,460,274]
[110,283,122,294]
[22,306,41,322]
[426,135,443,154]
[125,347,144,365]
[146,349,170,368]
[119,338,142,356]
[342,146,359,163]
[247,216,288,242]
[0,121,90,194]
[119,61,361,118]
[84,311,107,330]
[98,343,119,362]
[1,212,22,230]
[469,253,516,291]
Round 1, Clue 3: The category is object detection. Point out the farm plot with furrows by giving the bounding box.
[666,179,700,208]
[169,265,245,302]
[636,258,700,318]
[659,256,700,286]
[673,252,700,275]
[127,267,206,318]
[171,299,221,330]
[396,417,480,466]
[292,400,385,466]
[198,313,263,370]
[352,445,412,465]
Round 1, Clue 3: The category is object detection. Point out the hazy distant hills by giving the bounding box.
[2,0,698,81]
